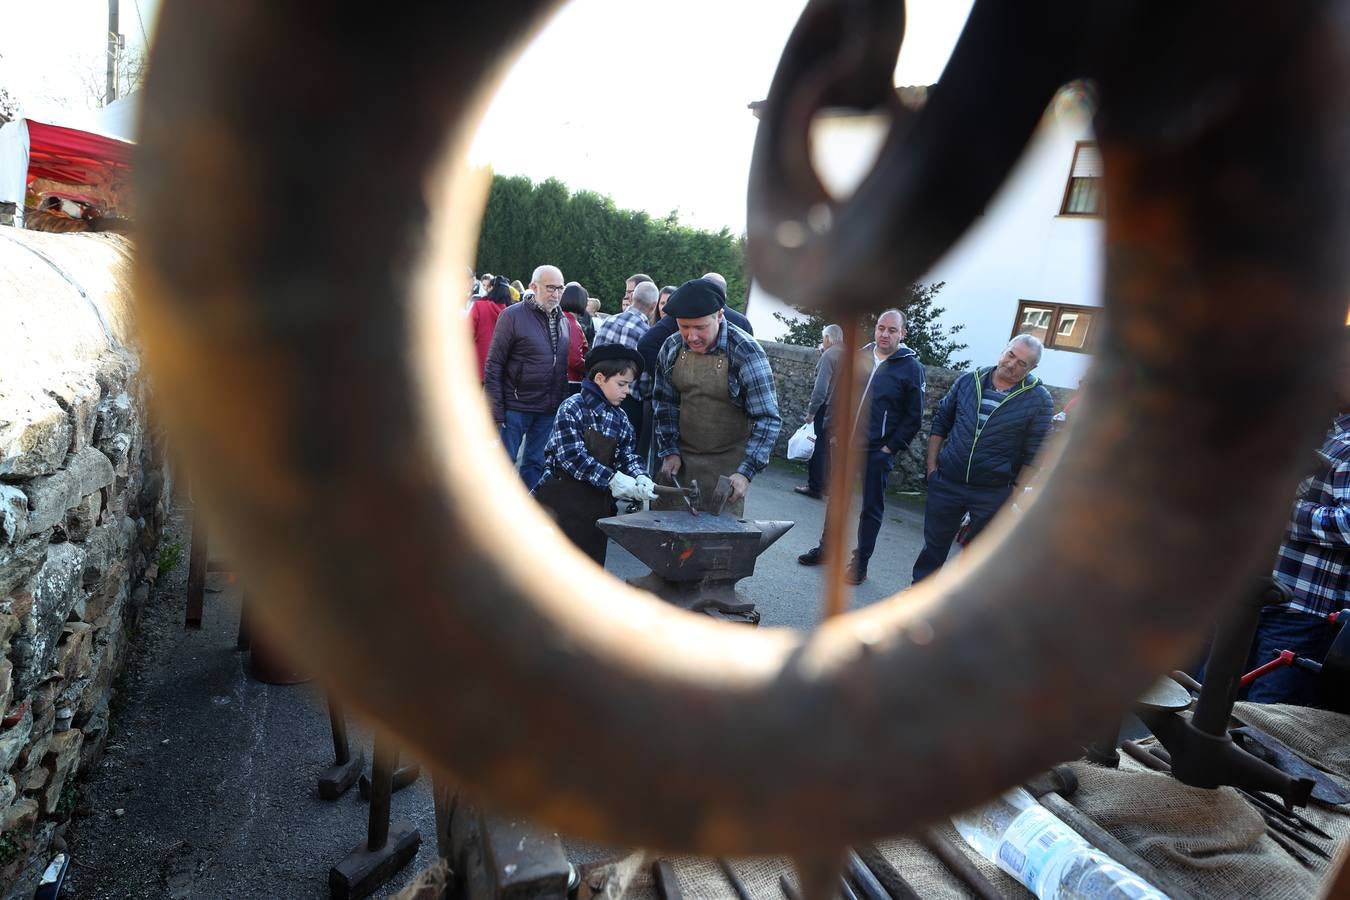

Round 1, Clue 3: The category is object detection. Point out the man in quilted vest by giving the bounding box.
[911,334,1053,583]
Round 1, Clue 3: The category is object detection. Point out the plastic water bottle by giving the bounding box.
[952,786,1170,899]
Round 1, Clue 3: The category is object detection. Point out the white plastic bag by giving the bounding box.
[787,422,816,461]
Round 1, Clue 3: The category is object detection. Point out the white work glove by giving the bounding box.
[633,475,658,501]
[609,471,640,500]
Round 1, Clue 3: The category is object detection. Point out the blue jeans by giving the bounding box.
[911,473,1010,583]
[1243,607,1339,706]
[502,409,554,490]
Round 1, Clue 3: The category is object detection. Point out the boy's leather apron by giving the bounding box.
[533,428,619,564]
[654,348,750,517]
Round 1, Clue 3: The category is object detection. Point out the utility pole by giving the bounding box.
[106,0,121,105]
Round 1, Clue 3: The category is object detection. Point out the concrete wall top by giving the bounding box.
[0,229,138,478]
[0,229,136,387]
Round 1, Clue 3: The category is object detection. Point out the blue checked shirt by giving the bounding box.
[1273,413,1350,617]
[653,320,782,480]
[593,307,651,350]
[539,380,647,489]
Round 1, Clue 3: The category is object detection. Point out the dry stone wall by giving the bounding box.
[761,341,1075,492]
[0,228,166,897]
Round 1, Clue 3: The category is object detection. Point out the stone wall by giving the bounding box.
[762,341,1075,492]
[0,228,166,896]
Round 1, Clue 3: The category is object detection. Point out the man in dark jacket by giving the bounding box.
[484,264,571,489]
[911,334,1053,583]
[798,310,926,583]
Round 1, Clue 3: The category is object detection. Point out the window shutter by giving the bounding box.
[1071,144,1103,178]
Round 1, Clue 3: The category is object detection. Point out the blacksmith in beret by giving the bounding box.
[652,278,782,516]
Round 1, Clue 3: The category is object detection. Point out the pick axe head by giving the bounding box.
[710,475,734,516]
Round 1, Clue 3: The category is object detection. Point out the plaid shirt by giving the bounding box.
[593,306,651,350]
[653,320,781,480]
[1273,413,1350,617]
[539,381,647,489]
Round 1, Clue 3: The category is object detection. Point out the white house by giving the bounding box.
[748,86,1103,388]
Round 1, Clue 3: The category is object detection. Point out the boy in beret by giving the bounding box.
[533,345,658,564]
[652,278,782,516]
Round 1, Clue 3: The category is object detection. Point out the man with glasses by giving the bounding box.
[484,264,573,489]
[621,273,653,313]
[911,334,1053,583]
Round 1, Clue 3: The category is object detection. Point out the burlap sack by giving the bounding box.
[412,704,1349,898]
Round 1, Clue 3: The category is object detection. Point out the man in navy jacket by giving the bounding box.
[798,310,925,584]
[911,334,1053,583]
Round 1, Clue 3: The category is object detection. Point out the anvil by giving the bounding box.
[597,510,793,624]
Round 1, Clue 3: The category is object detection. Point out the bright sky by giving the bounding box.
[2,0,971,233]
[1,0,159,127]
[473,0,972,233]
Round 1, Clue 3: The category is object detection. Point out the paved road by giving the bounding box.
[66,468,934,897]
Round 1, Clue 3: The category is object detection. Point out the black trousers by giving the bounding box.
[806,403,829,493]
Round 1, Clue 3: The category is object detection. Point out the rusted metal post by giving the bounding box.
[366,739,393,851]
[328,734,421,898]
[139,0,1350,866]
[318,694,363,801]
[185,506,205,629]
[822,318,862,619]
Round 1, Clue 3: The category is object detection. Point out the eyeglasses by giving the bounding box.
[543,284,565,293]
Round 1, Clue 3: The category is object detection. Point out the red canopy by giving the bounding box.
[25,120,133,187]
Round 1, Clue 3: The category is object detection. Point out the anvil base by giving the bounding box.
[628,573,761,625]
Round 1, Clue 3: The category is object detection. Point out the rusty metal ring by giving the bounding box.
[134,0,1350,858]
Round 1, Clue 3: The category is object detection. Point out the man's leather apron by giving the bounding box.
[533,428,619,564]
[655,349,751,517]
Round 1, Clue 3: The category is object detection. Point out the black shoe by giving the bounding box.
[845,553,868,584]
[793,485,823,499]
[797,546,824,566]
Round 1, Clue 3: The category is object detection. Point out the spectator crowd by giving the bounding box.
[465,265,1350,713]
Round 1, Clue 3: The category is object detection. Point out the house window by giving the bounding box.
[1016,304,1055,344]
[1012,301,1099,354]
[1060,142,1102,216]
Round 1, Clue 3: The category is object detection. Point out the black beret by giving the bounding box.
[663,278,725,319]
[585,343,644,375]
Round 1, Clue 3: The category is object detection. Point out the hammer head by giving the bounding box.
[710,476,733,517]
[686,479,702,511]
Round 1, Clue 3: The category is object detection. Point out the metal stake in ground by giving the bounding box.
[328,736,421,899]
[359,749,420,801]
[317,694,364,801]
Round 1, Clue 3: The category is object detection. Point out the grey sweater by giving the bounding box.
[808,343,845,417]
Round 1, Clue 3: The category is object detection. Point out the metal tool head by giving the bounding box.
[669,474,699,517]
[710,476,733,517]
[1136,676,1194,712]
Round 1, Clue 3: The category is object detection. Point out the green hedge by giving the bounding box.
[474,174,748,314]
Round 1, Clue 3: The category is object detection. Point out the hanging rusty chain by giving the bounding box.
[134,0,1350,862]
